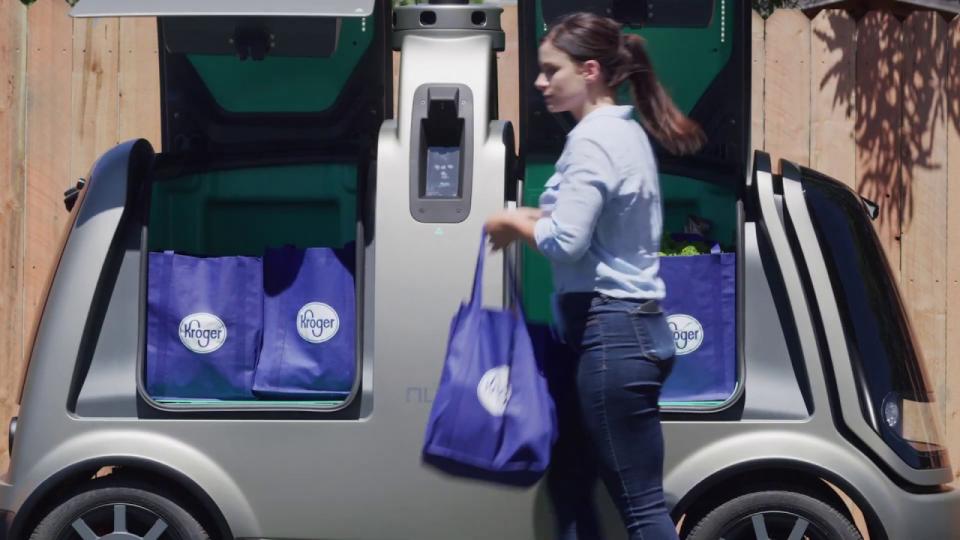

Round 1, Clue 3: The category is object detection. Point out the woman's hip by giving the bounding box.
[558,293,677,367]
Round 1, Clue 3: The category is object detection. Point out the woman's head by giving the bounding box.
[535,12,705,156]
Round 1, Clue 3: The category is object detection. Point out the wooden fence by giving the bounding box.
[1,3,959,491]
[754,9,960,482]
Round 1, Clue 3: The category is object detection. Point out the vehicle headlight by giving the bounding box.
[883,393,900,431]
[883,391,944,453]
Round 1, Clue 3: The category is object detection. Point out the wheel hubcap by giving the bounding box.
[719,510,831,540]
[60,503,176,540]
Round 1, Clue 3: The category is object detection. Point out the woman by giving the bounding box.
[484,12,705,540]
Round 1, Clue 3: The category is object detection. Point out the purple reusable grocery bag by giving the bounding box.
[422,233,557,486]
[252,245,356,400]
[146,251,262,400]
[659,245,737,403]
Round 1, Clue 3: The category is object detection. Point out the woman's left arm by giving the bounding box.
[532,138,612,262]
[484,136,613,255]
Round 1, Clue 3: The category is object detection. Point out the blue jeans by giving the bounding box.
[547,293,678,540]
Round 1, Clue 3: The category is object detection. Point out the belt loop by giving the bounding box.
[639,299,661,314]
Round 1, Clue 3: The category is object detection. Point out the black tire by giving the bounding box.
[685,489,863,540]
[29,476,210,540]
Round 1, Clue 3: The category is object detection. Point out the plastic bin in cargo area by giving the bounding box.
[145,163,360,406]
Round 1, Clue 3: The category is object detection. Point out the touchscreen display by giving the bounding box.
[425,146,461,199]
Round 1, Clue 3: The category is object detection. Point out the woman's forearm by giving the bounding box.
[510,208,542,250]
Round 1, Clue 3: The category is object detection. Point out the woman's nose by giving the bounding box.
[534,73,547,91]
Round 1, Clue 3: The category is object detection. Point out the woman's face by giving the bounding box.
[534,40,590,114]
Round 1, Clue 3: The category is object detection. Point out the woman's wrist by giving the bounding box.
[510,211,539,249]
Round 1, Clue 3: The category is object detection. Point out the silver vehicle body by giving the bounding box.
[1,1,958,539]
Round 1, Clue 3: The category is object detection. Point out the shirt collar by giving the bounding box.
[571,105,634,135]
[581,104,633,122]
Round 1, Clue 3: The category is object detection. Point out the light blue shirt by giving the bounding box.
[533,105,665,300]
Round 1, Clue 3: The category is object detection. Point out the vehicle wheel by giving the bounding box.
[29,476,210,540]
[685,489,862,540]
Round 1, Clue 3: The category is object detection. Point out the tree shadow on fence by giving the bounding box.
[813,11,957,233]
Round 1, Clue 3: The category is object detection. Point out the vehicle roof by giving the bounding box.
[71,0,374,18]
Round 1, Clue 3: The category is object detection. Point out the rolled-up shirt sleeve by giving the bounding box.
[534,137,614,263]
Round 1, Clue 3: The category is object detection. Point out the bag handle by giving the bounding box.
[471,232,528,373]
[470,231,524,316]
[469,231,488,305]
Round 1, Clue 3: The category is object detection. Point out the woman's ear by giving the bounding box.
[580,59,603,83]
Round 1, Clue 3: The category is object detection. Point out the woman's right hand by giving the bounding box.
[483,208,543,251]
[484,211,520,251]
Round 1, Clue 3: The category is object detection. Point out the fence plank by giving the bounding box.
[811,9,856,186]
[119,18,161,149]
[856,11,903,282]
[71,17,120,182]
[945,14,960,481]
[900,11,948,431]
[764,9,811,170]
[498,5,519,149]
[751,10,765,152]
[0,0,28,473]
[24,0,74,373]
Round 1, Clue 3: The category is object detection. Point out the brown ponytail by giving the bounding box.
[618,34,705,155]
[545,13,706,156]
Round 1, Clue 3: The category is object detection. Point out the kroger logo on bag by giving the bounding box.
[477,365,512,417]
[667,314,704,356]
[179,312,227,354]
[297,302,340,343]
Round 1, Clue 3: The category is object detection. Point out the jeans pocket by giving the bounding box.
[630,312,676,362]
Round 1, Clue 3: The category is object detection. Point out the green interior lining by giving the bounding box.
[187,16,375,113]
[149,164,358,257]
[536,0,734,116]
